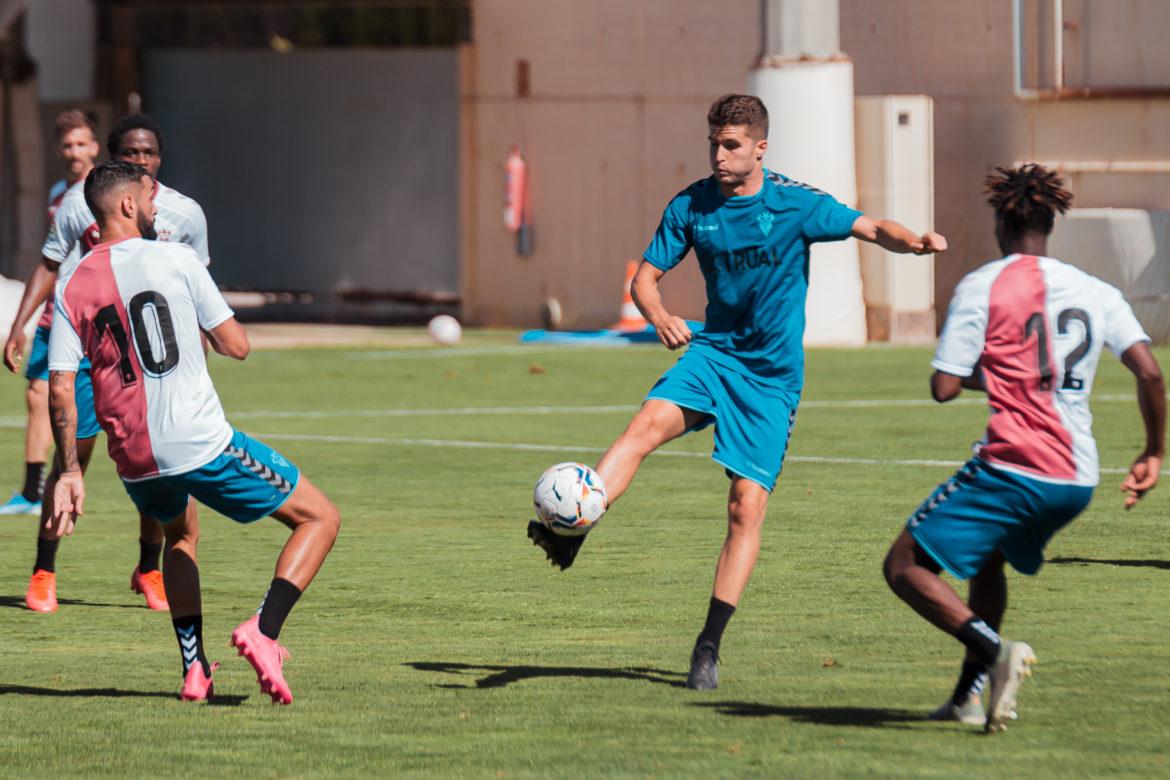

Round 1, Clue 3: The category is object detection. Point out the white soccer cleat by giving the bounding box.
[984,641,1036,734]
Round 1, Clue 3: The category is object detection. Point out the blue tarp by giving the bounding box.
[518,321,704,345]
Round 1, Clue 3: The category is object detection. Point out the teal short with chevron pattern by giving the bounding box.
[122,429,301,523]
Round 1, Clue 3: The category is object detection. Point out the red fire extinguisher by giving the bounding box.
[504,144,526,234]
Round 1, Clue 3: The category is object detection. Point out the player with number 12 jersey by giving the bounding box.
[883,164,1164,733]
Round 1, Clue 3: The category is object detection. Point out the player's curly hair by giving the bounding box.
[984,163,1073,237]
[707,94,769,139]
[107,113,165,158]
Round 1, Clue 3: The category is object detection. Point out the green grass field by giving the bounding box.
[1,333,1168,777]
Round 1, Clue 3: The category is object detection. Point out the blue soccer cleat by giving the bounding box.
[0,491,41,516]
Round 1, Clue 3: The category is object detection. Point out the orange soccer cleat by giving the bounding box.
[25,569,58,612]
[130,567,170,611]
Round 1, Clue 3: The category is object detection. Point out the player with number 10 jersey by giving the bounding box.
[52,238,231,478]
[47,162,340,704]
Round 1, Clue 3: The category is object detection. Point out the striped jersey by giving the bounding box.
[47,237,235,481]
[933,253,1149,487]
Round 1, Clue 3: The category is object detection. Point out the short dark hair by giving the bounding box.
[54,109,96,141]
[107,113,165,158]
[707,94,769,139]
[84,160,150,224]
[984,163,1074,237]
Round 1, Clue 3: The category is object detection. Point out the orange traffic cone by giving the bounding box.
[611,260,649,331]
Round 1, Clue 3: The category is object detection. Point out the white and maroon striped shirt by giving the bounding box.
[933,253,1149,487]
[47,238,234,481]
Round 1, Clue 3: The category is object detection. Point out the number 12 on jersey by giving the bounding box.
[1024,308,1091,392]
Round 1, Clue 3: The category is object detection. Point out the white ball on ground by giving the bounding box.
[427,314,462,345]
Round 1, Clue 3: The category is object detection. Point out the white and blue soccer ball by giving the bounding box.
[533,462,608,537]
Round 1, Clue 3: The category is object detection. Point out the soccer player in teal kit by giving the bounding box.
[528,94,947,688]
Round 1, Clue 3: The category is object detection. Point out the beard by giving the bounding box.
[138,211,158,241]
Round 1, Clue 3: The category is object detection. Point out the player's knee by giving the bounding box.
[727,495,766,533]
[624,416,661,451]
[319,499,341,539]
[26,382,47,408]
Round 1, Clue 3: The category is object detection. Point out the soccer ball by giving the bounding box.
[427,314,462,345]
[533,462,608,536]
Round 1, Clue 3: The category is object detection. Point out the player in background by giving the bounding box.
[47,161,340,703]
[0,111,99,516]
[882,164,1164,732]
[527,94,947,689]
[7,113,211,613]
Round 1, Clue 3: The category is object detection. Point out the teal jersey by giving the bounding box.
[643,170,861,393]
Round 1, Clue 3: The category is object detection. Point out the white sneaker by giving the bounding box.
[984,641,1036,733]
[927,695,986,725]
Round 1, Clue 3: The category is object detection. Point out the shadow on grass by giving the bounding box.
[406,661,688,689]
[691,701,923,729]
[0,683,249,706]
[0,595,144,611]
[1049,556,1170,571]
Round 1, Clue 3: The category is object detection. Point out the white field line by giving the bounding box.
[347,344,646,360]
[251,432,1168,476]
[228,393,1147,420]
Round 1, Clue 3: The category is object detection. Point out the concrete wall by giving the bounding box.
[841,0,1170,318]
[461,0,759,327]
[25,0,93,101]
[142,49,460,314]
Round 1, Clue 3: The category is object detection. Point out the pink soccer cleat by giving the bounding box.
[180,661,220,702]
[230,614,293,704]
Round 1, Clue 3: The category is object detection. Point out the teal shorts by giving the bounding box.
[908,458,1094,580]
[25,326,50,381]
[74,369,101,440]
[123,430,300,523]
[646,347,798,491]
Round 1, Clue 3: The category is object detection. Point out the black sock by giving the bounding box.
[173,615,210,677]
[695,597,736,650]
[21,462,45,502]
[955,618,1001,667]
[138,540,162,574]
[34,538,59,573]
[951,659,989,705]
[257,578,302,640]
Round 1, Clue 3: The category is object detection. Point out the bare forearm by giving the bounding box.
[1136,374,1167,456]
[873,220,927,254]
[48,371,80,472]
[631,272,670,326]
[851,216,946,255]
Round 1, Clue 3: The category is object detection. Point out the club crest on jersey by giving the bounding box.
[156,229,173,241]
[756,211,775,237]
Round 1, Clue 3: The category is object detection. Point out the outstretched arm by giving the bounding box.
[631,260,692,350]
[4,258,60,372]
[47,369,85,535]
[851,215,947,255]
[1119,342,1166,509]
